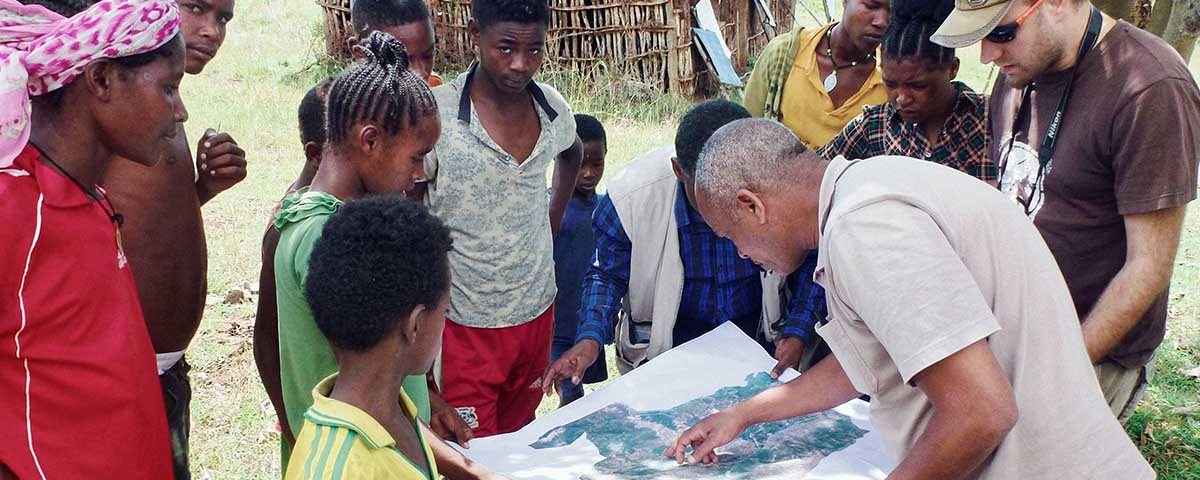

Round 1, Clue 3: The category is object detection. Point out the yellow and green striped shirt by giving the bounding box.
[286,374,439,480]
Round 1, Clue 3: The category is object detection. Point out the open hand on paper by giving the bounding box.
[664,408,748,465]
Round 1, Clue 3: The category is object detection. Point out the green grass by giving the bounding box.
[185,0,1200,477]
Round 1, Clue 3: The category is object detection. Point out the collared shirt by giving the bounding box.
[576,183,825,348]
[814,155,1153,479]
[0,145,172,479]
[819,82,994,182]
[426,64,577,328]
[286,374,438,480]
[743,22,888,149]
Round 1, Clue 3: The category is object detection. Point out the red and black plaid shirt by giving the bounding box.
[819,82,996,183]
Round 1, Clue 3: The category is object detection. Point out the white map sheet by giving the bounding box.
[459,323,895,479]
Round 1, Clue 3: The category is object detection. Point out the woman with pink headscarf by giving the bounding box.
[0,0,187,477]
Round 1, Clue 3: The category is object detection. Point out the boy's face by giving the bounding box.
[350,20,437,82]
[841,0,888,53]
[470,20,547,95]
[574,140,606,195]
[411,288,450,373]
[377,20,436,82]
[358,112,441,195]
[178,0,234,75]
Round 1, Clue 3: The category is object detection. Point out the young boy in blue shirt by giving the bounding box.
[551,114,610,406]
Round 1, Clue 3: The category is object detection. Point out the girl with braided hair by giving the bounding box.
[820,0,996,183]
[274,31,499,480]
[273,30,438,469]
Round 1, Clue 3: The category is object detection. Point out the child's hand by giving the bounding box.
[429,391,473,448]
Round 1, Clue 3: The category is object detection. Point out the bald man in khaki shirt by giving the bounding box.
[667,119,1153,479]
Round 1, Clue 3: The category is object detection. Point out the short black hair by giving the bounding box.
[326,31,437,145]
[298,77,334,146]
[882,0,956,67]
[574,113,606,146]
[351,0,431,38]
[471,0,550,28]
[20,0,92,16]
[305,196,453,352]
[674,100,751,177]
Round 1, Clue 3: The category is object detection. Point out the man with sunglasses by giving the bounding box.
[933,0,1200,423]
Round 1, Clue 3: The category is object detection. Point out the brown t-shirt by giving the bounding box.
[990,21,1200,368]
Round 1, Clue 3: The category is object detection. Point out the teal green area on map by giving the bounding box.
[530,372,867,478]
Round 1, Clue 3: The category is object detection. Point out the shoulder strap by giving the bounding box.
[762,26,806,120]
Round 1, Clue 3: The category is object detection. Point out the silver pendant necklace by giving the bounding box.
[823,27,875,93]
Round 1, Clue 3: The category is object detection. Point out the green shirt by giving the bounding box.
[274,188,431,469]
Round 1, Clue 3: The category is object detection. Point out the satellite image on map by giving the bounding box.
[529,372,867,479]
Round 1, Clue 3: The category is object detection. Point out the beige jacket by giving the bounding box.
[606,146,786,370]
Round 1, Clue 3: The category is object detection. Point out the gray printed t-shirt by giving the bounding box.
[815,156,1153,479]
[426,65,577,328]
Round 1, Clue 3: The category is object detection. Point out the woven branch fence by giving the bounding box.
[319,0,794,96]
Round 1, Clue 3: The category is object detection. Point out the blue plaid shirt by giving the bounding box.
[575,183,825,347]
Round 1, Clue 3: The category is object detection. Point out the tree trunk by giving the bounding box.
[1161,0,1200,63]
[1147,0,1174,36]
[1095,0,1139,20]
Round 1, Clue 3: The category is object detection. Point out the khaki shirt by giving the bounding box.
[814,156,1153,479]
[426,65,577,328]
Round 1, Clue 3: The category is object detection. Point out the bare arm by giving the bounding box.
[665,354,861,463]
[253,225,294,446]
[886,340,1018,480]
[420,422,506,480]
[1081,207,1186,362]
[548,136,583,238]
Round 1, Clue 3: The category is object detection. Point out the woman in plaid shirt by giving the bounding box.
[819,0,996,184]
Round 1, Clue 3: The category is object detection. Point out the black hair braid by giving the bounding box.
[326,31,437,145]
[882,0,956,67]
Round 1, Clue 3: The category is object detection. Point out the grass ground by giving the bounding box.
[183,0,1199,477]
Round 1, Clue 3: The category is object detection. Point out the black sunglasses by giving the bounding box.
[985,0,1044,43]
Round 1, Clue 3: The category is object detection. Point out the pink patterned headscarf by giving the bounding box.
[0,0,180,168]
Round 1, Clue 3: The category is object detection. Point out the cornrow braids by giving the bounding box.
[881,0,956,68]
[326,31,437,145]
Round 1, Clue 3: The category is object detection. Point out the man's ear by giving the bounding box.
[948,57,961,81]
[468,19,480,51]
[401,304,428,344]
[670,157,688,183]
[304,141,324,170]
[82,60,117,103]
[735,189,768,225]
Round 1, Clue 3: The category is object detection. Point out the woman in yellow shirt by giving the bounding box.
[743,0,891,149]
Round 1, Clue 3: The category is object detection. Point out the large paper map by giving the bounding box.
[459,323,894,479]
